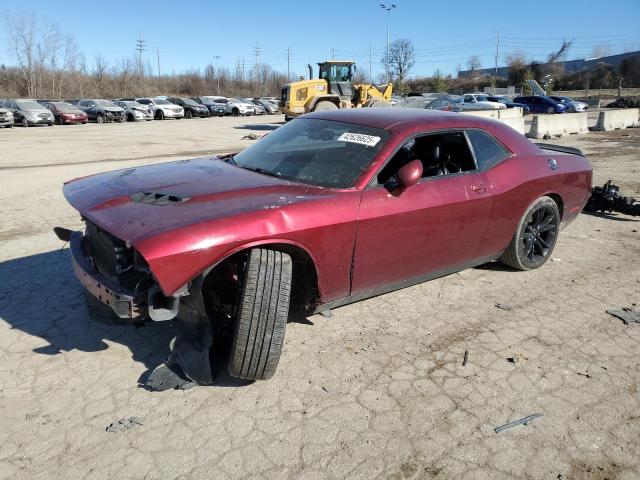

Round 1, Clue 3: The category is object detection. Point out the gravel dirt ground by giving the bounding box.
[0,115,639,480]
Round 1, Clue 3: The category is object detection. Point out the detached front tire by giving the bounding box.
[228,249,292,380]
[500,196,560,270]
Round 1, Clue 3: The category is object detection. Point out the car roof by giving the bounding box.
[304,108,540,154]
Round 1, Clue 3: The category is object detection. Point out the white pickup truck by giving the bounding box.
[458,93,506,111]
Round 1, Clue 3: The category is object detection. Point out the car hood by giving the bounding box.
[101,107,124,112]
[22,108,52,114]
[63,157,333,245]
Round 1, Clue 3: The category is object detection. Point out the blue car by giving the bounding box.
[512,95,566,114]
[486,96,531,115]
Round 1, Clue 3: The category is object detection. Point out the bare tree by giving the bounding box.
[94,54,109,96]
[4,11,38,97]
[114,57,134,97]
[466,55,482,74]
[381,38,415,87]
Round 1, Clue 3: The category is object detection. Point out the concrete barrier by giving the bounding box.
[595,108,640,131]
[463,110,500,119]
[498,108,523,119]
[498,117,526,135]
[462,110,525,135]
[526,112,588,139]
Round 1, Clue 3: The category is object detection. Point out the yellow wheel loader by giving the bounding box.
[281,60,393,119]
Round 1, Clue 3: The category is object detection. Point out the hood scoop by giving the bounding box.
[130,191,191,206]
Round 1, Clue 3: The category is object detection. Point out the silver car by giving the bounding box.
[114,101,154,121]
[244,99,267,115]
[0,106,14,128]
[3,99,54,127]
[549,96,588,112]
[252,98,279,114]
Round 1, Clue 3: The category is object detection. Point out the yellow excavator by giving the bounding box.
[281,60,393,119]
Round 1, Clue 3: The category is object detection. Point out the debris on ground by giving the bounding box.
[495,303,513,311]
[241,133,262,140]
[584,180,640,216]
[320,309,333,318]
[145,363,197,391]
[507,353,528,366]
[106,416,144,433]
[494,413,543,433]
[462,350,469,367]
[551,257,562,263]
[606,308,640,325]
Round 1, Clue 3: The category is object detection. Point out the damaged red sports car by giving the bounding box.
[56,109,592,385]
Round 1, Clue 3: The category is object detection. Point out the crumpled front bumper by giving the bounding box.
[69,230,145,320]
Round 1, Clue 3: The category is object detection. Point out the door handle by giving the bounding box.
[471,184,487,193]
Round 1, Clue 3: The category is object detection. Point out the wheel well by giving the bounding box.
[310,96,340,110]
[547,193,564,219]
[200,243,320,318]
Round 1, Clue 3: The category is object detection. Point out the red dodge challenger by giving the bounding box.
[56,109,592,385]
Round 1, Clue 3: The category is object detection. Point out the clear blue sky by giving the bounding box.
[2,0,639,79]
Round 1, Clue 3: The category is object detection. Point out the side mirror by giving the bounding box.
[385,159,423,195]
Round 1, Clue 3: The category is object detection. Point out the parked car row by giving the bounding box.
[396,92,587,115]
[0,95,282,128]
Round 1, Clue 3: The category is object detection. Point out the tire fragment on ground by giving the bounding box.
[106,416,144,433]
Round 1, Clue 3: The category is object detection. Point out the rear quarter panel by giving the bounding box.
[479,151,592,257]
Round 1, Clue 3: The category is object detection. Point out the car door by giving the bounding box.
[351,130,493,295]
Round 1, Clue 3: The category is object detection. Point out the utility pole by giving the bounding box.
[287,47,292,80]
[494,30,500,85]
[369,43,372,83]
[253,41,261,85]
[212,55,221,95]
[156,49,160,80]
[136,32,147,87]
[241,58,245,83]
[331,44,335,60]
[380,4,397,85]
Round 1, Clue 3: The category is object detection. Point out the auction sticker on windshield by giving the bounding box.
[337,132,381,147]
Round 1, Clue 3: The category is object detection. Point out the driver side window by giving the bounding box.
[377,132,477,185]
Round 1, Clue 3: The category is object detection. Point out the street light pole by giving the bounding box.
[213,55,221,95]
[380,3,396,84]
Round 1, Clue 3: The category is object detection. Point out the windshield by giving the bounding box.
[53,102,78,111]
[123,101,142,107]
[181,98,199,106]
[17,101,44,109]
[232,118,388,188]
[155,99,171,105]
[198,98,213,105]
[475,95,489,102]
[95,100,117,107]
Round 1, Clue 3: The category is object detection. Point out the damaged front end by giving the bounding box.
[56,220,180,322]
[55,221,216,387]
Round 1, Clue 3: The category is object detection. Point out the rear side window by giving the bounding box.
[467,130,509,170]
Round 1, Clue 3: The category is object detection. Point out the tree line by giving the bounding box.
[0,11,289,100]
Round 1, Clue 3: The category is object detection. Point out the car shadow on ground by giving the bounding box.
[581,211,639,222]
[233,124,282,131]
[0,249,255,389]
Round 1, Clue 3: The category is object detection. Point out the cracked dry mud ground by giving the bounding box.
[0,118,639,479]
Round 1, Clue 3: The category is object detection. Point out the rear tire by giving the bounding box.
[313,101,338,112]
[546,106,554,114]
[21,117,29,127]
[96,114,105,124]
[500,196,560,271]
[185,110,192,119]
[228,249,292,380]
[155,110,164,120]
